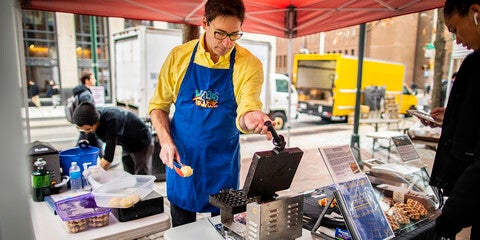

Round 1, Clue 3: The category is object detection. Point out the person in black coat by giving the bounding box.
[423,1,480,238]
[27,80,41,108]
[45,80,60,108]
[72,72,104,158]
[72,102,154,175]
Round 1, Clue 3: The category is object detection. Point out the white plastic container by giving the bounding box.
[87,166,131,190]
[91,175,155,208]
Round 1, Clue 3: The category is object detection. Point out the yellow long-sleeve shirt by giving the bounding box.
[148,34,264,132]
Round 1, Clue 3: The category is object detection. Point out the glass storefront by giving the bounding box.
[75,15,111,102]
[22,10,59,96]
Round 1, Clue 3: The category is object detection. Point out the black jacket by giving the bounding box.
[430,51,480,195]
[94,107,152,162]
[28,83,40,98]
[72,85,94,104]
[430,51,480,237]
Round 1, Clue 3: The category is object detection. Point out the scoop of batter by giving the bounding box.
[180,165,193,177]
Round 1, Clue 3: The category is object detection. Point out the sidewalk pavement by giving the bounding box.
[23,106,70,128]
[23,106,66,119]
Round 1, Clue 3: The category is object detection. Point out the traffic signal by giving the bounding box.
[421,60,433,70]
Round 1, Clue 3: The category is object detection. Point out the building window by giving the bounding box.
[22,10,59,95]
[75,15,111,102]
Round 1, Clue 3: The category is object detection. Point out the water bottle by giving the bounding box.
[69,162,82,191]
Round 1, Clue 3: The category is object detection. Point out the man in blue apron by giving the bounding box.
[148,0,273,227]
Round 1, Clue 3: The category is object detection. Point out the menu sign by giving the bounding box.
[318,145,362,183]
[391,135,420,162]
[319,145,395,240]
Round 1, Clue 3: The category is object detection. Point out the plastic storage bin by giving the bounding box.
[87,166,131,190]
[59,146,99,176]
[55,193,111,233]
[92,175,156,208]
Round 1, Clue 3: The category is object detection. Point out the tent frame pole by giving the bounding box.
[351,23,366,169]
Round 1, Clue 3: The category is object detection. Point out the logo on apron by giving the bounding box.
[193,89,219,108]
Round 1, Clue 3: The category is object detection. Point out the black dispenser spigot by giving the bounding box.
[264,121,286,153]
[78,139,90,149]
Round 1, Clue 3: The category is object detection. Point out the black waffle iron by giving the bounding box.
[209,121,304,240]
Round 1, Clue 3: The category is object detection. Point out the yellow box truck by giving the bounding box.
[293,53,417,121]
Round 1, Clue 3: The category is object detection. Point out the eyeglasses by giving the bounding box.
[209,22,243,41]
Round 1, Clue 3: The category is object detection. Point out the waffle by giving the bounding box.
[317,197,337,208]
[66,219,88,233]
[88,213,109,227]
[394,203,420,220]
[387,206,410,225]
[406,198,428,216]
[384,213,400,231]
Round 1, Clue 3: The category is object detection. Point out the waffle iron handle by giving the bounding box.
[264,121,286,153]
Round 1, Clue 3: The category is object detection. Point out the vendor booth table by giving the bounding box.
[164,203,438,240]
[408,135,439,151]
[360,118,401,132]
[365,130,404,159]
[30,197,170,240]
[164,216,315,240]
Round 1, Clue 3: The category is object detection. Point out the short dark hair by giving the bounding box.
[444,0,480,18]
[204,0,245,24]
[80,72,93,85]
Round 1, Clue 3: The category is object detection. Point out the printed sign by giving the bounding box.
[318,145,395,240]
[391,135,420,162]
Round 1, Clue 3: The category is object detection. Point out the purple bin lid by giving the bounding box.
[55,193,110,221]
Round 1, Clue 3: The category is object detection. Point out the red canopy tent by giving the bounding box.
[3,1,451,239]
[22,0,444,38]
[21,0,446,158]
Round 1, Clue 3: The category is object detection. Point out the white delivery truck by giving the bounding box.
[113,26,183,117]
[113,27,297,129]
[237,38,298,130]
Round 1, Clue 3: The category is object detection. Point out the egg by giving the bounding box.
[127,194,141,205]
[108,197,122,208]
[119,197,134,208]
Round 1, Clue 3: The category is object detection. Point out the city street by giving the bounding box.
[27,107,336,152]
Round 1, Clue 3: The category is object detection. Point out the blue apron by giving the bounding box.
[168,42,240,213]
